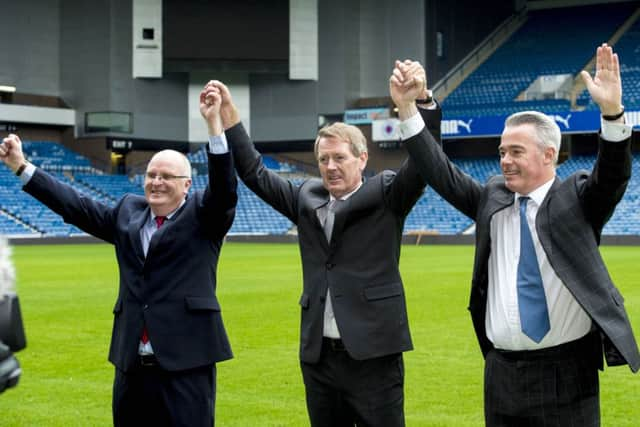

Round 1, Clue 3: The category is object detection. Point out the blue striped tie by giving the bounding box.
[517,197,550,343]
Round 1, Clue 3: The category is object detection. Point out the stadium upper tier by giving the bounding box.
[442,2,640,118]
[1,141,639,237]
[577,14,640,110]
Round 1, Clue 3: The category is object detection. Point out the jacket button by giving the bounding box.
[326,263,333,270]
[143,304,149,310]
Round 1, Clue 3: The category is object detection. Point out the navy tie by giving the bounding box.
[517,197,550,343]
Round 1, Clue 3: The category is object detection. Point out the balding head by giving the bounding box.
[144,150,192,216]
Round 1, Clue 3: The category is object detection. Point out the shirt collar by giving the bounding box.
[514,176,555,207]
[329,181,363,203]
[151,199,186,222]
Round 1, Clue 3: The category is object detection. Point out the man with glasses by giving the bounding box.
[0,87,237,426]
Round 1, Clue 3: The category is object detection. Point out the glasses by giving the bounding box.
[145,172,190,182]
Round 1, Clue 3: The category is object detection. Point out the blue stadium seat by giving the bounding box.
[2,142,639,237]
[442,3,637,117]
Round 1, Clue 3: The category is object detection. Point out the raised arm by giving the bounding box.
[1,134,117,242]
[391,60,483,219]
[199,81,300,223]
[580,43,624,122]
[579,43,632,231]
[196,82,238,240]
[381,60,432,215]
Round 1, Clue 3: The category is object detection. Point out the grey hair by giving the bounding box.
[504,111,561,164]
[0,237,15,294]
[314,122,368,159]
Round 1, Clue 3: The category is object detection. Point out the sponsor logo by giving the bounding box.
[551,114,571,129]
[344,108,390,125]
[442,119,473,135]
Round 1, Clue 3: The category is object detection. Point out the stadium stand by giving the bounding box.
[3,141,639,237]
[2,3,640,238]
[22,141,93,173]
[577,15,640,110]
[557,154,640,235]
[188,146,300,174]
[442,2,638,117]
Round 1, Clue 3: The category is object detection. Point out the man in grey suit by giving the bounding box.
[399,43,639,426]
[200,61,437,426]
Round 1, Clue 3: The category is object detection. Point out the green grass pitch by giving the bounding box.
[1,243,638,426]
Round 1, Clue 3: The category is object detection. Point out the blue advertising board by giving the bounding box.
[441,109,640,139]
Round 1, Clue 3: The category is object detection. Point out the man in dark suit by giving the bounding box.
[199,61,437,426]
[399,43,639,426]
[0,87,237,426]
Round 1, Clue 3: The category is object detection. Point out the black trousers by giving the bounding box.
[112,359,216,427]
[484,332,601,427]
[301,338,405,427]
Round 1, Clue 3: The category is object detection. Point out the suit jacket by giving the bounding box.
[405,123,640,372]
[24,152,237,373]
[225,109,441,363]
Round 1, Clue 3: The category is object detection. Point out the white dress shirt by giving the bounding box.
[486,182,592,350]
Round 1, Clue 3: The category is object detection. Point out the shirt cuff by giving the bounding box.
[208,133,229,154]
[19,162,36,185]
[600,118,632,142]
[398,112,426,140]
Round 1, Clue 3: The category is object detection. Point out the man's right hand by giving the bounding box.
[0,134,27,174]
[200,83,223,136]
[389,60,427,120]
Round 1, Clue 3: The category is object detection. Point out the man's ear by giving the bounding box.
[544,147,556,165]
[360,152,369,171]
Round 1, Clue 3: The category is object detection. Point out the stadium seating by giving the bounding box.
[442,3,638,117]
[2,139,640,237]
[189,175,293,235]
[22,141,93,173]
[188,146,300,173]
[557,154,640,235]
[577,16,640,110]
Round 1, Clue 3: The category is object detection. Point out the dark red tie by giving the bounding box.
[141,216,167,344]
[154,216,166,228]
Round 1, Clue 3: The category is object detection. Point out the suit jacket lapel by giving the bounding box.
[535,177,561,260]
[147,200,191,255]
[486,186,514,216]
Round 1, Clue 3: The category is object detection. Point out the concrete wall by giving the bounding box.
[0,0,512,148]
[0,0,61,96]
